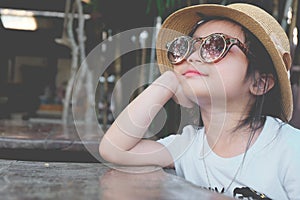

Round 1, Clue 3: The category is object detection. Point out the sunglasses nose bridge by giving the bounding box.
[189,38,202,55]
[185,39,204,63]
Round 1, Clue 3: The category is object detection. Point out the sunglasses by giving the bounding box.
[166,33,249,64]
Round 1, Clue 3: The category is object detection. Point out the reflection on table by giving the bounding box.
[0,119,103,162]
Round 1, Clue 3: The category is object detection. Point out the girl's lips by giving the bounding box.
[183,70,208,77]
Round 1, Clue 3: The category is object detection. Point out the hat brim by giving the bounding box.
[156,3,293,121]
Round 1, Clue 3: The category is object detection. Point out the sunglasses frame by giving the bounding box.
[166,33,249,64]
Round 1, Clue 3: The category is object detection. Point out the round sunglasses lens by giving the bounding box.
[167,37,189,63]
[200,34,225,63]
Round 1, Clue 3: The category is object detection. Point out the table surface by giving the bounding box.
[0,159,234,200]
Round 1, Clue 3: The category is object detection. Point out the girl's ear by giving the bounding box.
[250,72,275,96]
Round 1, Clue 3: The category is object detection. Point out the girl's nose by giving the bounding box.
[187,48,202,64]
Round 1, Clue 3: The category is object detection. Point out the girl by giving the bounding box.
[99,3,300,199]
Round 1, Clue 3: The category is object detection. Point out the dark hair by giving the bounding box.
[189,16,286,131]
[241,28,287,129]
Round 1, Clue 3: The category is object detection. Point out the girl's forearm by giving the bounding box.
[100,71,178,153]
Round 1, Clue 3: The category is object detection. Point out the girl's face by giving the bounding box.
[173,20,254,111]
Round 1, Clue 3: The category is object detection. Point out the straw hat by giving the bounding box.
[156,3,293,121]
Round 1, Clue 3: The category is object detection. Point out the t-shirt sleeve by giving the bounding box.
[157,125,198,173]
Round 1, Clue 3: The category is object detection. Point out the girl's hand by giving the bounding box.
[149,70,194,108]
[172,72,194,108]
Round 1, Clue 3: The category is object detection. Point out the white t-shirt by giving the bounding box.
[157,116,300,200]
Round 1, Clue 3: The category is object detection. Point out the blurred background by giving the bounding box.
[0,0,299,162]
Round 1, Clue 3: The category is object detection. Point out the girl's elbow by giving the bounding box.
[99,139,111,162]
[99,138,120,164]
